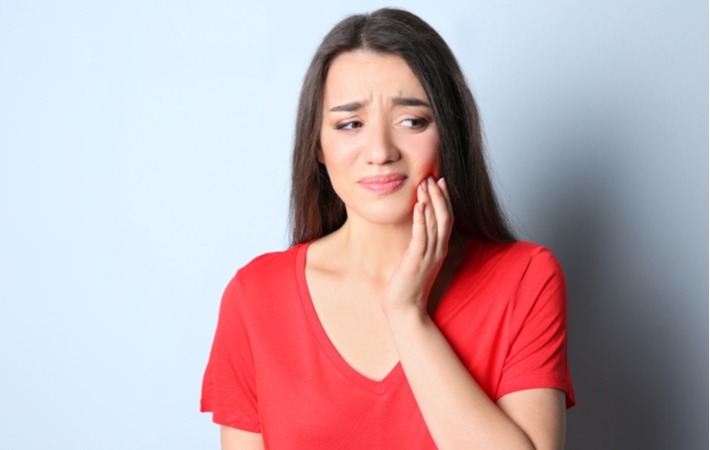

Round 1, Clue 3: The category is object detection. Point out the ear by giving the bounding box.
[316,145,325,164]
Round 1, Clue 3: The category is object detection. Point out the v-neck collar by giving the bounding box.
[294,239,475,396]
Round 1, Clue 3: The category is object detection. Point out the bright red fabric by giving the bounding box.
[201,240,575,448]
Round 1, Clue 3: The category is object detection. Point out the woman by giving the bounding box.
[202,8,574,450]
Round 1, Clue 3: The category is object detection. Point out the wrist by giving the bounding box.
[382,300,429,327]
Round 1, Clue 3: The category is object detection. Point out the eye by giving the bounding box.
[400,117,429,128]
[335,121,363,130]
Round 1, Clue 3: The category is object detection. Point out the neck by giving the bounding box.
[331,217,413,284]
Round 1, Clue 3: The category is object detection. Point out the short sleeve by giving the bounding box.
[200,273,261,431]
[496,247,576,408]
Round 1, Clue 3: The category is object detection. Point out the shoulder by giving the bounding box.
[452,240,566,316]
[484,242,567,317]
[236,243,304,280]
[466,240,563,282]
[223,243,307,302]
[479,240,556,261]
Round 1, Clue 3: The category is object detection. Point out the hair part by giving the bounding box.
[289,8,516,246]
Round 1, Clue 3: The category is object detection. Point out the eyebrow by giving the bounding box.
[329,101,365,112]
[328,97,431,112]
[393,97,430,108]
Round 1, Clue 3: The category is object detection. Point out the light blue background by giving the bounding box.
[0,1,706,448]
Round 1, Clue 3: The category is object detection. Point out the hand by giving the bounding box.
[382,176,454,319]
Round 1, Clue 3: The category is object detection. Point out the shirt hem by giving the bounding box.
[496,376,576,409]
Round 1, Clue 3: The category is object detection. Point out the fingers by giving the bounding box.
[420,178,438,257]
[410,181,428,259]
[395,176,453,313]
[433,177,453,217]
[415,176,453,260]
[430,177,453,249]
[428,177,453,232]
[437,177,452,209]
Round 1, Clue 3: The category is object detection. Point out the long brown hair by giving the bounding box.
[289,8,516,245]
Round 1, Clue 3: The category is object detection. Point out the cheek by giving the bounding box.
[318,132,358,196]
[318,132,341,174]
[414,137,441,180]
[430,145,441,178]
[319,128,357,165]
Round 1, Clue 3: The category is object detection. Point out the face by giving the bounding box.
[319,51,440,227]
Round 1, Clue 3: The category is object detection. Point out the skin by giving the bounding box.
[221,51,566,450]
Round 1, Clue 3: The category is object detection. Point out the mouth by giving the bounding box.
[358,174,407,194]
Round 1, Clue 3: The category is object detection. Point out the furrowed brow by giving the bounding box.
[329,101,366,112]
[393,97,430,108]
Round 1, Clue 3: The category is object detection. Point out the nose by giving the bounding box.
[363,119,400,165]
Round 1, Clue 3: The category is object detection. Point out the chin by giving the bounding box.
[349,200,415,227]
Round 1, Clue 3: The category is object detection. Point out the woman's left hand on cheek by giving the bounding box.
[382,176,454,319]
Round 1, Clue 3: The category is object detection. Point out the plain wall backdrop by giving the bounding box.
[0,1,707,448]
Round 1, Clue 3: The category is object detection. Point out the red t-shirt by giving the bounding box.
[201,240,575,448]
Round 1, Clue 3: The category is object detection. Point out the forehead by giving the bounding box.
[322,51,427,106]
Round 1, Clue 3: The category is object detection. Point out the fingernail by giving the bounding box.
[438,177,447,190]
[421,179,428,192]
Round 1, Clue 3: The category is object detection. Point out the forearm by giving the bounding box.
[387,309,535,450]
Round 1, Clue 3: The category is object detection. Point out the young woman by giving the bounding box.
[201,8,574,450]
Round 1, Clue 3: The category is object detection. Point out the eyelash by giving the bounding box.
[335,121,363,130]
[334,118,429,130]
[401,118,429,128]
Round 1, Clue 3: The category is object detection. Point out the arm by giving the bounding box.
[497,389,567,450]
[220,426,264,450]
[387,309,565,449]
[202,276,263,449]
[382,177,566,450]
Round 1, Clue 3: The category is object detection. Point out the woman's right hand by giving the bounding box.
[381,176,453,320]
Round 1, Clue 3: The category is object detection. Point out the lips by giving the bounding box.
[358,174,407,194]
